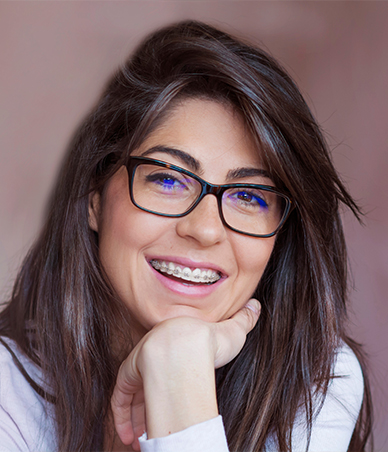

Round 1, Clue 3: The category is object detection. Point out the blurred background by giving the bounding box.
[0,1,387,449]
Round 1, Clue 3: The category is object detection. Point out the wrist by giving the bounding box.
[139,321,218,438]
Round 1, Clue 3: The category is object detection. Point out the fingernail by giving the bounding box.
[245,299,261,316]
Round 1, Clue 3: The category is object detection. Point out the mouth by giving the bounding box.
[150,259,222,285]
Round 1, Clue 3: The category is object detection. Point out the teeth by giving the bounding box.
[173,266,182,277]
[192,268,201,281]
[151,260,221,284]
[167,262,175,275]
[182,267,191,281]
[152,260,161,270]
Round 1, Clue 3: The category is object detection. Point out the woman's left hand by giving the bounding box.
[111,298,261,450]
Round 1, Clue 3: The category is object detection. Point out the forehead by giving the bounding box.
[133,98,264,178]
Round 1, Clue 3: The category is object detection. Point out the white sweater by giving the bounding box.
[0,337,364,452]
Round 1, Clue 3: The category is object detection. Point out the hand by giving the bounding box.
[111,298,261,450]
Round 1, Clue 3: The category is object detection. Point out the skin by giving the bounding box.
[89,99,276,450]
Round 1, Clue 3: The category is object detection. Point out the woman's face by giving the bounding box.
[90,99,276,339]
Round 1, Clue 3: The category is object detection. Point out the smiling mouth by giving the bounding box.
[150,259,221,285]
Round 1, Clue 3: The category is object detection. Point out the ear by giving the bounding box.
[88,191,101,232]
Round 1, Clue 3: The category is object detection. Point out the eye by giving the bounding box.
[231,190,268,209]
[145,171,188,193]
[147,173,178,185]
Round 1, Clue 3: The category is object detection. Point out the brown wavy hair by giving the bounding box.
[0,21,372,451]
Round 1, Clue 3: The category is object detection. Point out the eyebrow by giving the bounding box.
[140,145,271,182]
[226,167,271,182]
[140,146,201,173]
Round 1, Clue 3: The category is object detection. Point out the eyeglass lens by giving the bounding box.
[132,163,287,236]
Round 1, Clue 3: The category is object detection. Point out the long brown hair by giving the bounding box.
[0,21,372,451]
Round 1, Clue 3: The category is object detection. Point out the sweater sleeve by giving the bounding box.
[138,344,364,452]
[138,415,229,452]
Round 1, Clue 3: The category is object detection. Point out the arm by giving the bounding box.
[111,317,363,452]
[111,299,261,451]
[138,343,364,452]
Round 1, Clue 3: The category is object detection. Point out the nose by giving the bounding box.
[175,194,227,247]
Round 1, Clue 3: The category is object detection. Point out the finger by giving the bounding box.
[131,389,146,451]
[111,385,135,445]
[111,359,143,445]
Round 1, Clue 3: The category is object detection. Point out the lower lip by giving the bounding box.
[148,263,224,298]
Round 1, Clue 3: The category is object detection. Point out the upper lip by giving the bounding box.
[147,255,228,277]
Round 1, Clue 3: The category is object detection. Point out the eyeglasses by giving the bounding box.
[126,157,293,238]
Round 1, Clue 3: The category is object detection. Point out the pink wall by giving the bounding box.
[0,2,387,449]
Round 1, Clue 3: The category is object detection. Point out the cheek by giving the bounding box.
[236,236,275,284]
[98,209,149,270]
[219,237,275,321]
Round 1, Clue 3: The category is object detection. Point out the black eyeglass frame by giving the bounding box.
[126,156,293,238]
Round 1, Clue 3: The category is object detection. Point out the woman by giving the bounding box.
[0,21,372,451]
